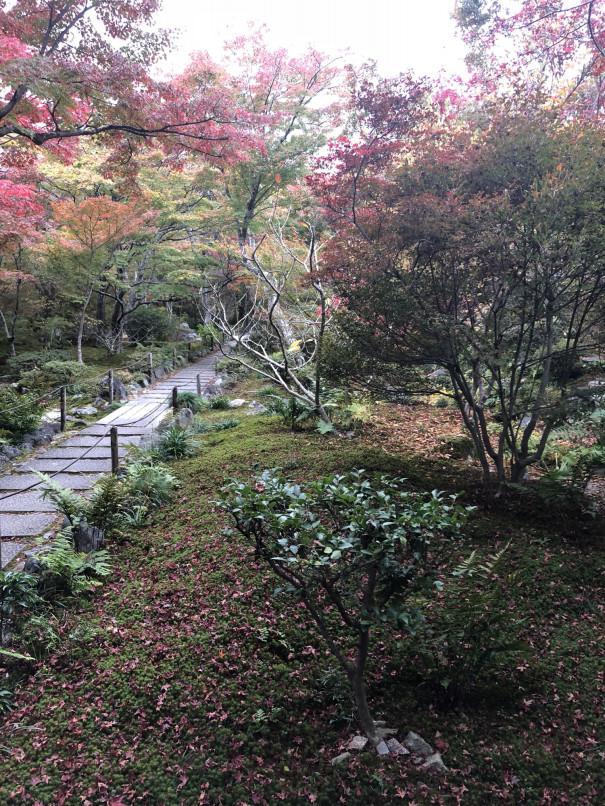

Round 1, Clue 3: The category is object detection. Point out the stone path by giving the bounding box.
[0,352,220,567]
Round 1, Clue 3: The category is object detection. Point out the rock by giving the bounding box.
[42,409,61,422]
[427,368,448,379]
[386,738,410,756]
[61,515,71,530]
[229,398,246,407]
[0,455,8,469]
[420,752,448,773]
[404,732,434,758]
[376,741,390,756]
[125,383,142,394]
[348,736,368,751]
[330,752,351,766]
[376,727,398,739]
[99,374,128,401]
[248,401,267,414]
[74,406,97,417]
[93,397,107,408]
[175,407,194,430]
[1,445,22,460]
[72,520,104,553]
[152,367,165,380]
[23,557,43,575]
[139,377,149,388]
[72,420,87,427]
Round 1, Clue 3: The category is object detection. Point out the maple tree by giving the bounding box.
[0,0,236,154]
[457,0,605,115]
[315,82,605,492]
[47,195,152,362]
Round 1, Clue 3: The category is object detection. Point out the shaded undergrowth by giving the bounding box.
[0,407,603,805]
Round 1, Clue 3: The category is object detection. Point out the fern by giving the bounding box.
[38,533,112,597]
[316,419,336,435]
[35,472,86,524]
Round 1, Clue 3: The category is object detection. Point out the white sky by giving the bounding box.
[156,0,467,79]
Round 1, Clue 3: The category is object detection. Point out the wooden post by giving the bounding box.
[110,426,119,475]
[172,386,178,414]
[187,342,191,362]
[173,345,177,366]
[196,374,202,396]
[210,334,214,350]
[108,369,114,404]
[60,386,67,432]
[148,351,153,379]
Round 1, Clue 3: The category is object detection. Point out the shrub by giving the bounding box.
[264,394,316,430]
[412,546,529,705]
[219,469,471,745]
[176,391,207,413]
[124,461,178,509]
[157,424,199,460]
[439,433,476,459]
[209,396,231,410]
[6,349,72,377]
[0,570,41,642]
[0,388,42,442]
[19,360,87,391]
[125,306,175,342]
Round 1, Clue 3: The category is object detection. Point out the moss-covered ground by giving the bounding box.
[1,399,603,805]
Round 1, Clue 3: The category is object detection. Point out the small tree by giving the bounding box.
[219,469,470,746]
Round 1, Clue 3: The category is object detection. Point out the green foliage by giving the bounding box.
[316,419,336,435]
[535,443,605,513]
[175,391,207,413]
[0,571,41,641]
[6,349,73,377]
[157,424,200,460]
[0,387,42,441]
[0,685,15,714]
[318,667,356,725]
[439,433,477,459]
[209,396,231,410]
[124,461,178,509]
[19,360,87,391]
[36,472,86,524]
[191,418,241,435]
[264,394,316,430]
[125,306,175,342]
[413,546,529,705]
[86,475,130,533]
[37,534,112,599]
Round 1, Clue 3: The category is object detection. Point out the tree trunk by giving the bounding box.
[77,285,94,364]
[347,628,379,745]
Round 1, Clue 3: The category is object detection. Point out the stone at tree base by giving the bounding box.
[404,732,434,757]
[175,407,194,430]
[347,736,368,751]
[330,752,351,765]
[386,738,409,756]
[420,753,448,773]
[376,741,390,756]
[376,727,398,739]
[229,399,246,407]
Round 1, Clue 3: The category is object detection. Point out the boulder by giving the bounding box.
[420,752,448,773]
[93,397,107,408]
[330,752,351,766]
[386,738,410,756]
[153,367,165,380]
[347,736,368,751]
[0,455,9,469]
[175,407,194,430]
[376,741,390,756]
[72,520,104,553]
[73,406,97,417]
[404,732,434,757]
[23,557,43,575]
[99,374,128,401]
[1,444,22,460]
[229,398,246,407]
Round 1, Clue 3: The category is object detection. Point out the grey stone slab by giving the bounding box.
[80,425,147,436]
[21,459,71,472]
[41,447,125,460]
[0,491,57,512]
[56,459,112,473]
[61,435,141,447]
[0,512,56,537]
[0,541,27,569]
[0,474,101,490]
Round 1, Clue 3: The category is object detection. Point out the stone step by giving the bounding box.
[0,512,57,537]
[0,474,101,491]
[0,491,58,512]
